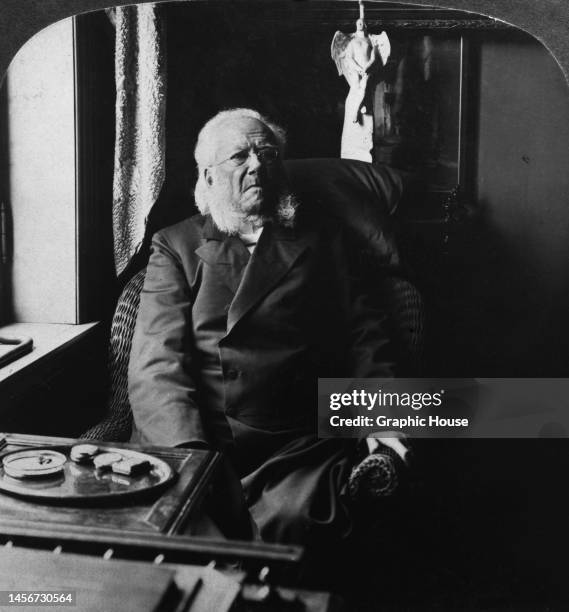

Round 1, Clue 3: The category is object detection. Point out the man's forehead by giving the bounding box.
[212,117,276,150]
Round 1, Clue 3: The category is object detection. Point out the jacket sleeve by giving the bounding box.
[348,288,396,379]
[128,231,208,448]
[340,227,397,380]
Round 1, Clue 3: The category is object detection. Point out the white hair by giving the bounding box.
[193,108,296,232]
[194,108,286,171]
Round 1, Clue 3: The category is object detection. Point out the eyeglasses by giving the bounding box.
[211,146,280,168]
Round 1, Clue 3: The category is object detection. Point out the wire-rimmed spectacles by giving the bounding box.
[211,146,280,168]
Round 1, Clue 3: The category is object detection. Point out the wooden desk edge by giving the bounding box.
[0,323,100,385]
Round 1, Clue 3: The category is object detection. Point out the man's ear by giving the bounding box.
[204,168,214,187]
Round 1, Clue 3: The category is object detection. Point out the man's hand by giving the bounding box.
[348,432,412,501]
[366,432,410,465]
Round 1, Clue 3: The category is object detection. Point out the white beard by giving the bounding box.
[195,179,298,235]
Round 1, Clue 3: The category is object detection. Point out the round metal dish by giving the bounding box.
[2,450,67,479]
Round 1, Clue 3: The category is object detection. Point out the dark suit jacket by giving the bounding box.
[128,212,393,470]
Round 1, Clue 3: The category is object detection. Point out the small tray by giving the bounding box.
[0,336,33,368]
[0,445,175,503]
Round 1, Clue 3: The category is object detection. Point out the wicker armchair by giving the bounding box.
[81,269,146,441]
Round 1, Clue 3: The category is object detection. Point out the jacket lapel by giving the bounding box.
[226,223,312,335]
[194,217,251,295]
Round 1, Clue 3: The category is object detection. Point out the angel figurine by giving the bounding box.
[331,18,391,123]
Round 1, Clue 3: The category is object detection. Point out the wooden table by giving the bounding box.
[0,435,339,610]
[0,433,219,536]
[0,433,304,577]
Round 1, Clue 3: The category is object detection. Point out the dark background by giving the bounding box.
[2,0,569,86]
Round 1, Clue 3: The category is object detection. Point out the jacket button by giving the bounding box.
[226,369,239,380]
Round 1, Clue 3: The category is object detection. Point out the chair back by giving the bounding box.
[81,269,146,441]
[383,276,424,375]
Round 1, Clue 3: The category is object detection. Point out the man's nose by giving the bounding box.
[246,151,262,173]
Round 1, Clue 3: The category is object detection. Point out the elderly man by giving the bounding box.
[128,108,397,546]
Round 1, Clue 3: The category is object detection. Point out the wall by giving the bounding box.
[472,36,569,375]
[6,18,77,323]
